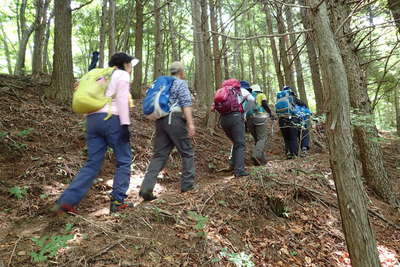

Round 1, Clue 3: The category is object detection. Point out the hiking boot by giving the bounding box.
[51,203,78,215]
[301,148,308,157]
[110,199,134,214]
[139,191,157,201]
[181,184,199,193]
[234,171,250,178]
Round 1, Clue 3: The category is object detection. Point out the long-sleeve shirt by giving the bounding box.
[168,78,193,108]
[95,69,131,125]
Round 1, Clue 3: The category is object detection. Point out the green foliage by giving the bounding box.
[219,248,255,267]
[187,211,208,237]
[16,128,34,137]
[30,224,75,263]
[9,186,28,199]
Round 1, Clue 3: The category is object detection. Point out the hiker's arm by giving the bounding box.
[177,81,195,137]
[116,80,131,125]
[261,100,272,115]
[294,97,307,108]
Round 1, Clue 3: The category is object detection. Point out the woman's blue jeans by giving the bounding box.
[57,113,132,206]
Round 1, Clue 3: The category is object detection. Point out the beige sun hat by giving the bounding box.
[250,84,262,92]
[170,61,185,74]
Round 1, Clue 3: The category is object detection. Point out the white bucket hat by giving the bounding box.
[250,84,262,92]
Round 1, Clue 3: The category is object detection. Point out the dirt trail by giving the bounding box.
[0,75,399,266]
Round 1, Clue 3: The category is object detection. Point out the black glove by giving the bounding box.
[120,125,130,143]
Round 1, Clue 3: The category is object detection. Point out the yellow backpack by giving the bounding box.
[72,67,115,114]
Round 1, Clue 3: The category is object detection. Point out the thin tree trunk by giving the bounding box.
[307,1,380,266]
[285,1,308,106]
[328,0,397,205]
[99,0,108,68]
[108,0,116,58]
[42,11,53,74]
[32,0,50,75]
[209,0,222,90]
[276,5,296,92]
[218,4,229,80]
[168,2,179,61]
[121,0,134,53]
[132,0,144,98]
[153,0,163,79]
[299,0,324,114]
[200,0,215,129]
[265,6,285,89]
[191,0,206,105]
[46,0,74,101]
[395,84,400,136]
[15,0,41,75]
[0,22,13,74]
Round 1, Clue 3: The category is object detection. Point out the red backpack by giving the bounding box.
[212,79,244,114]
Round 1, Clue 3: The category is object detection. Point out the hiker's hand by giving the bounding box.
[120,125,130,143]
[187,123,196,138]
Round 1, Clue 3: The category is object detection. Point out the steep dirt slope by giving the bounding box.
[0,75,399,266]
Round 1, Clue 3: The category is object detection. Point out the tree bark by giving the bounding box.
[191,0,206,105]
[388,0,400,33]
[328,0,397,205]
[209,0,222,89]
[265,6,285,89]
[153,0,164,79]
[108,0,116,58]
[395,84,400,136]
[200,0,215,129]
[0,22,13,74]
[299,0,324,114]
[132,0,144,99]
[168,2,179,61]
[99,0,108,68]
[46,0,74,101]
[276,5,296,92]
[307,1,381,266]
[15,0,41,75]
[285,1,308,106]
[42,11,53,74]
[32,0,50,75]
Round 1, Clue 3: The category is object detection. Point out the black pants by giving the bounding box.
[279,118,300,157]
[140,113,195,194]
[220,112,246,175]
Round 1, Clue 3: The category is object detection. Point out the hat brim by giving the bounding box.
[131,58,140,67]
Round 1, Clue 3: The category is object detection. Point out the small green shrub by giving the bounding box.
[187,211,208,237]
[9,186,28,199]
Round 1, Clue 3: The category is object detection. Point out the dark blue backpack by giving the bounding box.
[143,76,176,120]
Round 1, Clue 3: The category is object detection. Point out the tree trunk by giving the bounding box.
[307,1,380,266]
[285,1,308,106]
[99,0,108,68]
[200,0,216,129]
[153,0,164,79]
[46,0,74,101]
[395,84,400,136]
[168,2,179,61]
[218,5,229,80]
[299,0,324,114]
[108,0,116,58]
[265,6,284,89]
[15,0,41,75]
[132,0,144,99]
[276,5,296,92]
[42,11,53,74]
[388,0,400,33]
[328,0,397,205]
[191,0,206,105]
[0,22,13,74]
[121,0,134,53]
[32,0,50,75]
[209,0,222,90]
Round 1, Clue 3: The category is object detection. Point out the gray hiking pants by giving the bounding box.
[140,113,195,193]
[247,115,268,164]
[220,112,246,175]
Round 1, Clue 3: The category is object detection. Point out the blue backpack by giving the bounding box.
[143,76,176,120]
[293,105,312,120]
[275,89,295,117]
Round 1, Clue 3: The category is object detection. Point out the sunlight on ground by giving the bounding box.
[334,245,400,267]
